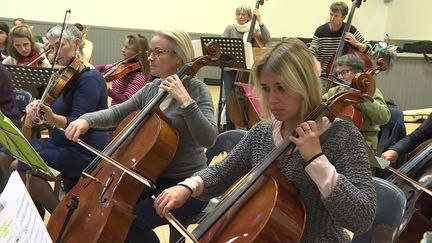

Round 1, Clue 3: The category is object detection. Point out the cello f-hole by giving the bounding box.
[101,173,115,203]
[406,189,416,204]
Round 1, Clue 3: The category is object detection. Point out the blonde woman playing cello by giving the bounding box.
[155,38,376,242]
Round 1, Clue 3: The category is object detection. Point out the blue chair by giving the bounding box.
[352,177,406,243]
[169,129,248,243]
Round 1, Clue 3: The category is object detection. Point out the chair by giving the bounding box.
[14,88,32,114]
[352,177,406,243]
[169,129,248,243]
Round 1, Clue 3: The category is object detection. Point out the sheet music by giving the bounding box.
[0,172,52,243]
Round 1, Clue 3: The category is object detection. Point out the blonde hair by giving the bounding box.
[251,38,322,121]
[154,29,194,66]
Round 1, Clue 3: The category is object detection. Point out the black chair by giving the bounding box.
[14,88,32,114]
[352,177,406,243]
[169,129,248,243]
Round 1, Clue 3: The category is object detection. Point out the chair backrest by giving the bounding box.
[206,129,248,165]
[352,177,406,243]
[13,89,32,113]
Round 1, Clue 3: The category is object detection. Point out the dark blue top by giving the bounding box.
[19,68,110,178]
[389,112,432,154]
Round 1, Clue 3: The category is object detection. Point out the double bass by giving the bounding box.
[46,42,221,243]
[326,0,372,76]
[227,0,268,129]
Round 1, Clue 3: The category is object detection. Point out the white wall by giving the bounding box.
[1,0,429,41]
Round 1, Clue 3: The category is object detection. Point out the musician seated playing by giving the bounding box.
[382,112,432,163]
[155,38,376,242]
[323,54,390,152]
[65,29,217,242]
[2,24,50,67]
[0,25,110,214]
[95,33,150,105]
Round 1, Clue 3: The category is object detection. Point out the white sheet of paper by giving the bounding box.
[0,171,52,243]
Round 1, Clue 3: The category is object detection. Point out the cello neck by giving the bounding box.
[246,0,262,43]
[331,0,358,72]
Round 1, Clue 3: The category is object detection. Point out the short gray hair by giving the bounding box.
[335,54,365,73]
[235,4,252,19]
[46,25,83,53]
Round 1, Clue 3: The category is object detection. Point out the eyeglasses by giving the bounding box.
[335,69,352,77]
[146,49,174,58]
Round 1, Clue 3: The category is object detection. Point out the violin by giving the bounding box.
[26,48,53,66]
[171,88,373,242]
[30,57,86,126]
[326,0,372,76]
[17,51,46,67]
[102,53,142,82]
[46,42,221,243]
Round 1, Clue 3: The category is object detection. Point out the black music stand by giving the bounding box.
[5,65,51,99]
[200,37,247,131]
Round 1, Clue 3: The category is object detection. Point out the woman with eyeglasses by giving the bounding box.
[64,29,217,242]
[323,54,390,152]
[95,34,151,105]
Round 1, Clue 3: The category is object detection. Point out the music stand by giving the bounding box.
[200,37,247,130]
[5,65,51,99]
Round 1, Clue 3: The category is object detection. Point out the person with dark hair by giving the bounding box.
[323,54,390,151]
[155,38,376,242]
[310,1,371,73]
[0,63,21,127]
[95,33,151,105]
[2,24,50,67]
[0,24,110,213]
[0,22,10,61]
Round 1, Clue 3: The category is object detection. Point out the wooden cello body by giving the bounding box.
[387,141,432,242]
[183,91,372,242]
[47,105,179,243]
[47,43,221,242]
[227,83,262,129]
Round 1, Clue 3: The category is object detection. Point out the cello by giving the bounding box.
[46,42,221,243]
[326,0,372,77]
[385,141,432,242]
[321,58,387,129]
[172,90,373,242]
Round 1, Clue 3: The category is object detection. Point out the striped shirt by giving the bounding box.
[310,22,370,73]
[96,63,147,105]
